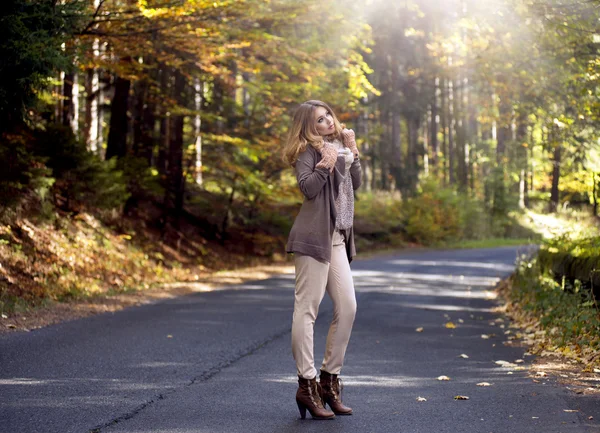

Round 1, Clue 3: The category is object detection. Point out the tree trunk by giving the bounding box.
[163,70,186,228]
[516,110,529,208]
[62,70,75,130]
[105,73,131,160]
[423,109,430,178]
[454,75,468,191]
[157,66,170,176]
[441,76,448,184]
[194,77,203,186]
[549,128,561,213]
[357,99,371,192]
[389,111,402,191]
[430,76,440,172]
[497,88,511,164]
[407,115,420,195]
[593,172,598,217]
[84,62,100,152]
[447,75,455,185]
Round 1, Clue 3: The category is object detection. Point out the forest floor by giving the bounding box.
[0,207,595,338]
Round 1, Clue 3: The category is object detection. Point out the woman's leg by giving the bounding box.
[291,254,329,379]
[321,230,357,375]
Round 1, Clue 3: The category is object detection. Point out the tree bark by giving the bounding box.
[62,70,75,130]
[105,73,131,160]
[407,114,420,195]
[84,63,100,152]
[194,77,203,186]
[157,66,170,176]
[516,110,529,208]
[593,172,598,217]
[430,76,440,173]
[163,70,186,228]
[390,111,402,191]
[441,76,448,184]
[447,75,455,185]
[497,87,511,164]
[549,127,561,213]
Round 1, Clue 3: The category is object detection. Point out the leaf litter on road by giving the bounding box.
[416,397,427,402]
[454,395,470,400]
[437,375,451,381]
[477,382,492,386]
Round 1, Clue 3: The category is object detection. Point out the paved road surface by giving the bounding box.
[1,246,599,433]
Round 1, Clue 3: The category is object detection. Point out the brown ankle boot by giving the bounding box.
[296,376,335,420]
[319,370,353,415]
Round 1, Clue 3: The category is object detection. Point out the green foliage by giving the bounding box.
[0,132,53,210]
[403,181,487,245]
[0,0,83,131]
[353,192,405,246]
[32,125,129,211]
[509,254,600,358]
[538,234,600,291]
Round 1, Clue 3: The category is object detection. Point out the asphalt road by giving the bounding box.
[1,246,599,433]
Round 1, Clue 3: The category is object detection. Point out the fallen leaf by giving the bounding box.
[1,314,7,319]
[454,395,470,400]
[445,322,457,329]
[7,324,16,329]
[535,372,548,378]
[459,354,469,359]
[532,416,539,419]
[589,416,594,420]
[495,360,517,368]
[416,397,427,402]
[563,410,579,413]
[481,334,490,339]
[477,382,492,387]
[416,327,424,333]
[594,369,600,374]
[458,319,464,323]
[515,359,524,364]
[167,335,173,338]
[437,375,451,381]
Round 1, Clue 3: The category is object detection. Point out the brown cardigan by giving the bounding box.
[286,145,362,263]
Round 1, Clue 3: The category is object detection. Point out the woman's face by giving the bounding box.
[313,106,335,137]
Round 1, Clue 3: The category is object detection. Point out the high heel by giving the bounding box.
[297,401,307,419]
[296,376,335,420]
[319,370,353,415]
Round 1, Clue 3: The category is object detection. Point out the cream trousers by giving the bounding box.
[291,229,357,379]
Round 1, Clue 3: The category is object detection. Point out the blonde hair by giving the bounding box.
[282,100,344,166]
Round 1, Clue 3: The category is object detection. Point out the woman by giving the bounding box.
[283,100,361,420]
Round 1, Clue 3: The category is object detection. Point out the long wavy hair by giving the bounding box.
[282,100,344,166]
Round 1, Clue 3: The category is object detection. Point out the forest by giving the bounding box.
[0,0,599,361]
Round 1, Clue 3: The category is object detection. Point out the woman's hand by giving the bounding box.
[342,128,359,159]
[315,142,338,172]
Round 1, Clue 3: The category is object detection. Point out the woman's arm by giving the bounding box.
[350,159,362,190]
[295,149,330,200]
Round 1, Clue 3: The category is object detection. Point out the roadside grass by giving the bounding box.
[499,258,600,369]
[440,237,537,250]
[498,210,600,369]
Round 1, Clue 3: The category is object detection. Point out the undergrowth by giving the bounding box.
[502,254,600,368]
